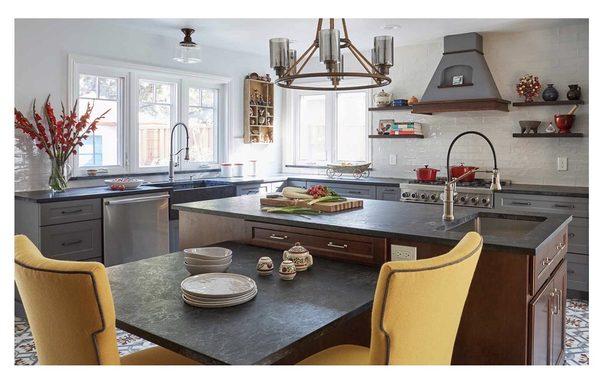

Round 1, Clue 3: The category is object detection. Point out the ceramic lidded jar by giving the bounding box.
[279,260,296,281]
[256,256,274,276]
[373,89,392,107]
[283,242,313,271]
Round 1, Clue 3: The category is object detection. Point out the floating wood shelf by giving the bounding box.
[411,98,510,114]
[512,132,583,138]
[512,100,585,106]
[437,83,474,89]
[369,134,424,139]
[368,105,432,115]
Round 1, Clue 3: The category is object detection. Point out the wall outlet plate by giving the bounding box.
[389,154,397,165]
[557,157,568,171]
[390,244,417,261]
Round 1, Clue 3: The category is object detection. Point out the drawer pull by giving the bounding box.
[556,242,565,251]
[568,232,575,239]
[542,256,553,266]
[61,208,83,214]
[327,242,348,249]
[553,204,575,209]
[61,239,83,246]
[567,269,575,275]
[510,201,531,206]
[347,190,362,195]
[269,234,288,240]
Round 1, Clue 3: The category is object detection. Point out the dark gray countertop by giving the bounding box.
[15,174,588,203]
[14,185,172,203]
[106,242,378,365]
[500,184,588,198]
[174,195,571,254]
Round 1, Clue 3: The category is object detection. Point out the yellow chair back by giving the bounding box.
[14,235,121,365]
[369,231,483,365]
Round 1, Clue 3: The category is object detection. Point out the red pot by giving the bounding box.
[450,163,478,182]
[554,114,575,133]
[414,165,439,181]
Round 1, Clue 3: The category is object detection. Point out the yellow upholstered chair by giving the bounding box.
[298,231,483,365]
[14,234,198,365]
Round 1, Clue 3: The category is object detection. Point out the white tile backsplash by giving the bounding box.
[368,22,588,186]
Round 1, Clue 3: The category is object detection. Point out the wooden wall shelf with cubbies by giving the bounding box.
[244,78,274,144]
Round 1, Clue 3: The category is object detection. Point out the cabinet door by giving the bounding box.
[551,260,567,365]
[376,187,400,201]
[529,277,554,365]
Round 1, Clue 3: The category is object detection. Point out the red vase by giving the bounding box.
[554,114,575,133]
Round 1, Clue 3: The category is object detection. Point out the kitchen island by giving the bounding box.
[175,195,571,365]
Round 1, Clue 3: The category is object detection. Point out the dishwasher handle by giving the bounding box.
[105,194,170,206]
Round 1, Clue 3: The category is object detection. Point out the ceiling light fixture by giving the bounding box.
[173,28,202,64]
[269,18,393,91]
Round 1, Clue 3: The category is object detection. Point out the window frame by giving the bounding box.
[291,86,371,167]
[71,64,129,176]
[68,54,232,177]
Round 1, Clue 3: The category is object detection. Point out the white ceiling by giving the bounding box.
[108,18,582,56]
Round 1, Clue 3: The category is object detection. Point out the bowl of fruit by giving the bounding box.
[104,178,144,191]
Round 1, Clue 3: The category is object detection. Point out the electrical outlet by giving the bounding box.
[389,154,397,165]
[390,244,417,261]
[557,157,568,171]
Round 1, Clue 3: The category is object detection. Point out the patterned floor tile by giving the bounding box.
[14,298,589,365]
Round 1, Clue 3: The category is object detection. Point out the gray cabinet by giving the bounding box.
[236,182,285,196]
[306,181,377,199]
[377,186,400,201]
[496,192,589,293]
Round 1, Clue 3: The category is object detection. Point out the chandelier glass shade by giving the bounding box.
[269,18,393,91]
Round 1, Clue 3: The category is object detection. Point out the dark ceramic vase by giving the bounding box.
[567,84,582,101]
[542,84,559,101]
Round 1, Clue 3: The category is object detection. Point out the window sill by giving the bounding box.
[70,168,221,181]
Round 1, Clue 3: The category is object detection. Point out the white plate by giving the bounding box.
[182,289,257,308]
[184,247,233,260]
[104,178,144,189]
[181,273,256,298]
[184,255,232,266]
[183,287,257,304]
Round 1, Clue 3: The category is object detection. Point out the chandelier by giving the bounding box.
[269,18,393,91]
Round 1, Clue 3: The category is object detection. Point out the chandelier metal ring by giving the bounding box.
[275,72,391,91]
[269,18,394,91]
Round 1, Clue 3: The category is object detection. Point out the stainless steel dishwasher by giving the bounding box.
[103,192,170,267]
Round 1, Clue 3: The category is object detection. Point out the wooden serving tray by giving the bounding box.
[260,197,363,213]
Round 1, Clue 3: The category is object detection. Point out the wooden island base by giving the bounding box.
[179,211,568,365]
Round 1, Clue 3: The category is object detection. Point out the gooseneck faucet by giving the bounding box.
[442,131,501,221]
[169,122,190,182]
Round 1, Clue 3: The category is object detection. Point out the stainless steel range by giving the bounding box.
[399,179,507,209]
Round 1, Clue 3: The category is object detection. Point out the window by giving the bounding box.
[293,89,369,165]
[187,86,218,163]
[138,80,176,168]
[76,73,123,171]
[69,55,230,176]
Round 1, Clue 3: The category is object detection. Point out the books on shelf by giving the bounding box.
[388,122,422,135]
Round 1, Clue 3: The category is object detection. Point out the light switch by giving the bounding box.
[389,154,397,165]
[557,157,568,171]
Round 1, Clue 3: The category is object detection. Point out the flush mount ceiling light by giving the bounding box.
[269,18,393,91]
[173,28,202,64]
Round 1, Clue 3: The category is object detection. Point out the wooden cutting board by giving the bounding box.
[260,197,363,213]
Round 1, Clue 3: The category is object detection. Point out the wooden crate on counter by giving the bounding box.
[244,78,274,144]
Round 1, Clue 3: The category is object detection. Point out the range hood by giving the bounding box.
[412,32,509,114]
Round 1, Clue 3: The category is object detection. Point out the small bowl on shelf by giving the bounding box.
[554,114,575,133]
[518,120,541,134]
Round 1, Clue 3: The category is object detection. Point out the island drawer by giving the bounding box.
[245,221,385,265]
[531,227,568,295]
[40,219,102,261]
[325,184,377,200]
[495,193,588,218]
[40,198,102,226]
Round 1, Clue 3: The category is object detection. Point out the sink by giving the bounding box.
[147,180,230,190]
[442,212,546,237]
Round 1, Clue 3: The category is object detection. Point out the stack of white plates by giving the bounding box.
[181,273,257,308]
[184,247,232,275]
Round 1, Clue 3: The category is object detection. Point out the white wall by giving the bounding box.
[14,19,281,191]
[283,21,589,186]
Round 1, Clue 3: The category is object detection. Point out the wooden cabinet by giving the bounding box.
[529,260,567,365]
[245,221,385,266]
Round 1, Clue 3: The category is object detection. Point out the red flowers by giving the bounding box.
[14,95,109,163]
